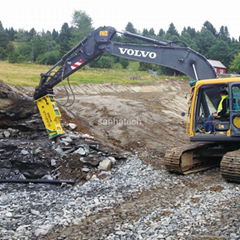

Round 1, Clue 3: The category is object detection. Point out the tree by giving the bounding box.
[8,43,31,63]
[218,26,230,42]
[72,10,93,32]
[142,28,156,38]
[18,42,33,61]
[203,21,217,36]
[36,50,60,65]
[181,26,196,38]
[52,29,59,41]
[158,29,165,39]
[0,21,4,32]
[29,28,37,40]
[119,58,129,69]
[180,27,198,50]
[195,28,216,57]
[71,10,93,45]
[15,29,29,42]
[89,56,114,68]
[125,22,136,33]
[0,21,9,59]
[166,23,179,37]
[142,28,149,37]
[58,23,71,55]
[148,28,155,37]
[31,33,59,62]
[5,27,16,41]
[230,53,240,73]
[208,40,231,67]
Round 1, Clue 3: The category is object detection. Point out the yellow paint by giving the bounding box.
[189,86,198,136]
[35,95,64,138]
[227,129,231,136]
[186,87,194,136]
[99,30,108,36]
[233,116,240,128]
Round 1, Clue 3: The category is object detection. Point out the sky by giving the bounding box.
[0,0,239,39]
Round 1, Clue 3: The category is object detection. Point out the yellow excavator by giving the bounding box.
[33,26,240,183]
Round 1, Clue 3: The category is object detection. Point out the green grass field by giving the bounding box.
[0,61,188,87]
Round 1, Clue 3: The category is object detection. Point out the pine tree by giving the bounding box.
[166,23,179,37]
[58,23,71,55]
[158,29,165,39]
[142,28,149,37]
[125,22,136,33]
[52,29,59,41]
[0,21,9,59]
[218,26,230,41]
[203,21,217,36]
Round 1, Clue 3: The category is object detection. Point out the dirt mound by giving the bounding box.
[58,80,190,166]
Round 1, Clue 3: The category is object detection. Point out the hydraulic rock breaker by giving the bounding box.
[35,94,64,138]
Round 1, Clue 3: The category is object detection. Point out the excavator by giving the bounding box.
[33,26,240,183]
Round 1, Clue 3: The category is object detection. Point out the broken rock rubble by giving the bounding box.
[0,81,127,182]
[53,130,127,181]
[0,127,127,182]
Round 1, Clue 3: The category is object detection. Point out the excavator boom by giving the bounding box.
[34,26,216,100]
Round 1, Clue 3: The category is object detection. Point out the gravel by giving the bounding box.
[0,156,239,240]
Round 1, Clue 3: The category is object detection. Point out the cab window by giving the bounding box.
[195,84,227,130]
[232,85,240,112]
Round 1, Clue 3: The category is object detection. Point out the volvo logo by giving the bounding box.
[118,47,157,59]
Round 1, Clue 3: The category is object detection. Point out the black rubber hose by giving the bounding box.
[0,178,75,185]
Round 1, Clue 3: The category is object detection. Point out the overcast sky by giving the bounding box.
[1,0,239,39]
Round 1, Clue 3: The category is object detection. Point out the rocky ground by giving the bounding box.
[0,80,239,240]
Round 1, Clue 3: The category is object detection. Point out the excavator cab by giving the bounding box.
[189,78,240,141]
[164,77,240,177]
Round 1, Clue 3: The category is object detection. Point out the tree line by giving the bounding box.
[0,10,240,73]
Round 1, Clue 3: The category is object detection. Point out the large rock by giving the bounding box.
[98,159,112,171]
[74,145,90,156]
[80,155,100,167]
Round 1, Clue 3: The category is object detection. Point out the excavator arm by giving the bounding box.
[33,26,216,137]
[33,26,117,100]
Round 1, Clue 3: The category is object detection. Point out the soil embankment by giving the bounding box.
[57,79,189,166]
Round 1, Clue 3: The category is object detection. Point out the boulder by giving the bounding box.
[98,159,112,171]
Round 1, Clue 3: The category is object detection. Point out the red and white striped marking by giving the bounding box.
[71,60,84,70]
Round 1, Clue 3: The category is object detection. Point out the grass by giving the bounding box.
[0,61,189,87]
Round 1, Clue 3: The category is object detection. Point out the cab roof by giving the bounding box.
[195,77,240,88]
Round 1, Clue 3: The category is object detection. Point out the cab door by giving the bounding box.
[229,83,240,136]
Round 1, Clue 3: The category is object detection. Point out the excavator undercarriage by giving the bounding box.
[164,142,240,182]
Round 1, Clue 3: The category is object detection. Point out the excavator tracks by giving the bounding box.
[164,142,224,175]
[221,150,240,183]
[164,142,240,183]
